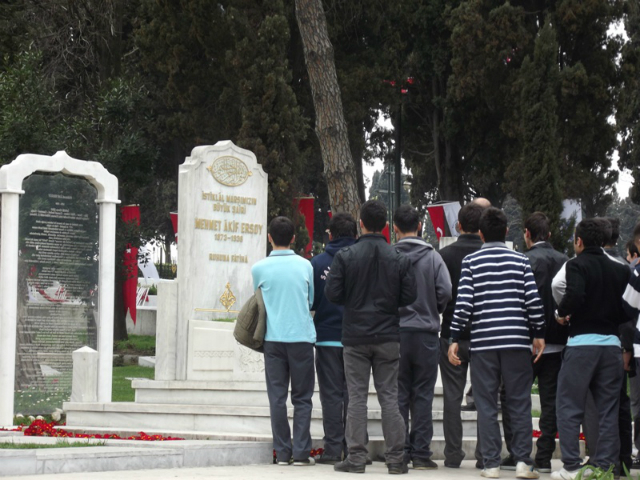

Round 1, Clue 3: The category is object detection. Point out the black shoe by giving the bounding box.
[366,456,373,465]
[317,454,341,465]
[500,455,517,471]
[461,403,477,411]
[334,458,366,474]
[534,459,551,474]
[413,458,438,470]
[444,462,460,468]
[632,457,640,469]
[476,460,484,469]
[388,463,409,475]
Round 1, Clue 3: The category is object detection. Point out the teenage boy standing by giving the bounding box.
[394,205,452,470]
[552,218,631,479]
[326,199,416,475]
[251,216,316,466]
[310,213,358,464]
[448,207,545,479]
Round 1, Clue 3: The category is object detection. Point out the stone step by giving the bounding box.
[65,402,514,439]
[131,378,542,410]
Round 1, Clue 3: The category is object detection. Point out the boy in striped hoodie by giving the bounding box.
[448,207,545,479]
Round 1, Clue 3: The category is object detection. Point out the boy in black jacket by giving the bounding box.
[310,213,357,464]
[326,200,416,475]
[553,218,632,480]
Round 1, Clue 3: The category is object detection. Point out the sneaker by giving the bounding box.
[515,462,539,479]
[293,457,316,466]
[550,467,592,480]
[481,467,500,478]
[334,458,366,473]
[633,457,640,470]
[501,455,517,471]
[277,458,292,465]
[387,463,409,475]
[413,458,438,470]
[316,454,341,465]
[534,460,551,474]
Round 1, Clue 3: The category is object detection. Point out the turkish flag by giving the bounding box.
[426,205,446,240]
[170,212,178,244]
[121,205,140,324]
[381,224,390,243]
[296,197,315,258]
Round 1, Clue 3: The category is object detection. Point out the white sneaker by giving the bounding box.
[293,457,316,466]
[481,467,500,478]
[550,467,590,480]
[515,462,539,479]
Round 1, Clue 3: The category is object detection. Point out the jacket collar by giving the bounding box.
[481,241,507,249]
[580,246,605,256]
[357,233,388,243]
[528,241,553,252]
[456,233,482,244]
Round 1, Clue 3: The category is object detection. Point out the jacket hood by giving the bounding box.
[325,237,357,256]
[395,237,433,264]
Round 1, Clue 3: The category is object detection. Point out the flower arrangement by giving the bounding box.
[532,429,585,441]
[1,419,183,441]
[272,447,324,463]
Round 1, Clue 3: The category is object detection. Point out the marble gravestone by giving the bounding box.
[156,141,268,383]
[0,152,119,426]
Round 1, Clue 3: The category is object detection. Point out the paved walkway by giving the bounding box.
[4,460,568,479]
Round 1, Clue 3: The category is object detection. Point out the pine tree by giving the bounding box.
[507,22,564,248]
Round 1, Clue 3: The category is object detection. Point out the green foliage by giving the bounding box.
[0,49,64,163]
[506,22,566,250]
[112,365,154,402]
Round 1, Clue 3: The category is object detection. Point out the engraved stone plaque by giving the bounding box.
[15,173,99,414]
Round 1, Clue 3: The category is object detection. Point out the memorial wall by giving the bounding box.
[15,173,99,414]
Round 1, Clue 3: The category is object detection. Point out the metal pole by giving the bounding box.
[395,101,402,211]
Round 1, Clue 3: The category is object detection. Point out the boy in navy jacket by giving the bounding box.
[310,212,357,464]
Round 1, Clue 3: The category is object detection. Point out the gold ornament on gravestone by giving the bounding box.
[171,264,177,274]
[220,282,237,313]
[207,156,252,187]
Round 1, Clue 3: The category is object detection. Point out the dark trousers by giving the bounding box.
[557,346,623,471]
[630,372,640,452]
[438,337,483,466]
[344,342,406,464]
[264,341,315,462]
[583,372,632,471]
[398,331,439,461]
[501,352,562,464]
[316,346,348,457]
[471,349,534,469]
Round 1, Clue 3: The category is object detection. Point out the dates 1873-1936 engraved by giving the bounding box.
[206,156,252,187]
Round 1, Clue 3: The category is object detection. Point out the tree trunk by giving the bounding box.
[294,0,361,220]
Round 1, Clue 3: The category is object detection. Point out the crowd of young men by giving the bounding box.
[251,199,640,479]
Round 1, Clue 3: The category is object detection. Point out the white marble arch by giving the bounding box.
[0,151,120,426]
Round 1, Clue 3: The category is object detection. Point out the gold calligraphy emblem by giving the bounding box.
[220,282,237,312]
[207,156,252,187]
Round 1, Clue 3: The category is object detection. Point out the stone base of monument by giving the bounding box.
[64,383,572,461]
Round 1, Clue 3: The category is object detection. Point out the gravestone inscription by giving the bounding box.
[15,173,99,414]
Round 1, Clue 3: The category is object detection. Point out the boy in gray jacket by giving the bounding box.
[394,205,452,469]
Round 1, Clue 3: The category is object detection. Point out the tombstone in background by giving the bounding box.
[0,152,119,426]
[157,141,268,382]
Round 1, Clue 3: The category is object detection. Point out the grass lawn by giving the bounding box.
[114,335,156,356]
[0,441,103,449]
[112,365,154,402]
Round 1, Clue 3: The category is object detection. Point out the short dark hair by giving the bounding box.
[360,200,387,232]
[479,207,508,243]
[458,203,484,233]
[627,239,639,258]
[268,216,295,247]
[393,205,420,234]
[329,213,357,239]
[604,217,620,246]
[524,212,550,243]
[576,218,608,248]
